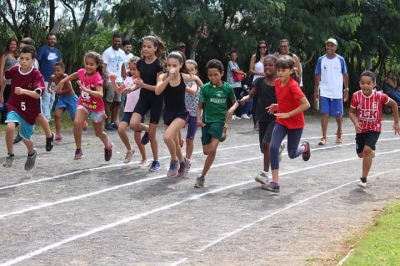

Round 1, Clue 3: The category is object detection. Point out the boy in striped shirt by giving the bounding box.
[349,70,400,188]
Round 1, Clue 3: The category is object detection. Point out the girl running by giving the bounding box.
[264,56,311,193]
[155,52,202,177]
[109,56,150,167]
[55,51,113,161]
[130,35,167,172]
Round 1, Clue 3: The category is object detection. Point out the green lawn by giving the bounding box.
[341,199,400,266]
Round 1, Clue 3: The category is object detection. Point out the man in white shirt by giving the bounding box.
[314,38,349,145]
[102,33,125,130]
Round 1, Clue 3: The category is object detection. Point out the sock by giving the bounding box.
[28,151,35,157]
[8,153,14,157]
[360,177,367,183]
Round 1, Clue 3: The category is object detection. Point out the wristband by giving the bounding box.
[344,88,349,92]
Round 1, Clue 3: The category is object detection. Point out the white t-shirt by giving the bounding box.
[123,76,141,112]
[124,53,134,73]
[253,61,264,82]
[315,54,347,99]
[102,46,125,82]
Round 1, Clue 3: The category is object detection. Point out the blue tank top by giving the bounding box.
[163,73,186,109]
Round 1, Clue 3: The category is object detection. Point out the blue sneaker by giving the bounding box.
[141,132,149,145]
[149,160,161,172]
[167,160,180,177]
[105,123,115,131]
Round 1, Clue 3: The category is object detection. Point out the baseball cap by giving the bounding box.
[178,42,186,47]
[325,38,338,46]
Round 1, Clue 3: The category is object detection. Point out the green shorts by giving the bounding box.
[201,122,225,145]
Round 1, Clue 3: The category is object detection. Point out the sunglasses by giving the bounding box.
[259,46,267,49]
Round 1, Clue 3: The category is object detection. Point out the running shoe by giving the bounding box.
[13,133,22,144]
[149,160,161,172]
[358,177,367,188]
[124,149,135,163]
[111,122,119,130]
[261,181,280,193]
[301,141,311,161]
[55,133,62,142]
[336,130,342,143]
[167,160,180,177]
[82,121,88,132]
[241,114,251,119]
[104,123,115,131]
[255,171,269,184]
[46,133,54,152]
[24,148,37,171]
[139,159,151,168]
[177,159,189,178]
[3,154,15,168]
[318,137,327,145]
[194,174,205,188]
[232,115,241,120]
[74,148,84,160]
[278,142,285,162]
[104,142,113,161]
[141,132,150,145]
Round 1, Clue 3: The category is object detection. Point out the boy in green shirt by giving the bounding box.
[194,59,238,188]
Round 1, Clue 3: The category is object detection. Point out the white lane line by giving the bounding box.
[2,151,400,266]
[0,131,396,192]
[0,139,399,220]
[195,168,400,253]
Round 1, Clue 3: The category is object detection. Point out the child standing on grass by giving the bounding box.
[155,52,203,178]
[49,61,84,142]
[349,70,400,188]
[240,55,285,186]
[130,35,167,172]
[183,59,201,173]
[194,59,238,188]
[263,56,311,193]
[55,51,113,161]
[109,56,150,167]
[2,45,44,170]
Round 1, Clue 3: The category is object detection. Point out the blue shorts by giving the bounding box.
[320,96,343,116]
[77,105,107,123]
[56,94,78,119]
[5,111,34,140]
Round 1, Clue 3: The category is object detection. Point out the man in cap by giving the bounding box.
[314,38,349,145]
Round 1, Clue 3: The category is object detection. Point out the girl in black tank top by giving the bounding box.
[155,52,203,178]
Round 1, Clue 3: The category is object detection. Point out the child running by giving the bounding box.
[155,52,203,177]
[194,59,238,188]
[55,51,113,161]
[240,54,285,186]
[263,55,311,193]
[183,59,201,173]
[349,70,400,188]
[109,56,150,167]
[49,61,81,142]
[130,35,167,172]
[3,45,44,170]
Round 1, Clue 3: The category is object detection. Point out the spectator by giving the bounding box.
[382,71,400,106]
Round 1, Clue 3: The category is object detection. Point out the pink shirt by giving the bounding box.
[77,69,104,112]
[350,90,389,133]
[123,76,141,112]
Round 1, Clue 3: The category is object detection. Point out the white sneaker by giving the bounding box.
[255,171,269,184]
[241,114,251,119]
[358,181,367,188]
[232,115,241,120]
[139,159,151,168]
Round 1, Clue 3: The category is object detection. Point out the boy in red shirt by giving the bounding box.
[349,70,400,188]
[3,45,45,170]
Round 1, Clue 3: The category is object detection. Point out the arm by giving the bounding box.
[55,72,78,92]
[155,72,170,95]
[240,85,258,105]
[229,61,246,75]
[135,71,163,91]
[185,82,198,95]
[386,77,397,89]
[343,73,349,102]
[275,97,310,119]
[121,65,127,80]
[196,102,205,127]
[386,99,400,134]
[314,74,320,100]
[109,74,126,93]
[47,76,55,94]
[348,107,361,133]
[226,99,239,120]
[302,51,315,66]
[15,87,41,99]
[77,81,103,99]
[248,55,259,76]
[183,73,203,94]
[293,55,302,80]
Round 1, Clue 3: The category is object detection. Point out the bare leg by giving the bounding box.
[93,121,111,148]
[163,119,185,161]
[362,146,374,179]
[37,113,52,138]
[22,138,35,155]
[54,108,64,135]
[104,101,111,125]
[335,115,343,132]
[5,122,15,154]
[186,138,194,159]
[321,113,329,139]
[200,137,220,176]
[130,113,149,132]
[134,131,147,160]
[118,121,132,151]
[148,123,159,160]
[112,102,120,124]
[73,109,89,149]
[262,142,270,172]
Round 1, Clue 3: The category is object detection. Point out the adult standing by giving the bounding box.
[36,33,62,121]
[382,71,400,106]
[249,41,268,130]
[226,50,251,119]
[0,37,19,124]
[102,32,125,130]
[276,39,302,80]
[314,38,349,145]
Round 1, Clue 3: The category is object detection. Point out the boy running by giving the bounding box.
[349,70,400,188]
[194,59,238,188]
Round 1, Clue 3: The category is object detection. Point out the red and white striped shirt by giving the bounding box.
[350,90,389,132]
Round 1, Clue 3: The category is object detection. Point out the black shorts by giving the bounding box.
[133,97,163,124]
[258,119,276,153]
[163,107,188,126]
[355,131,380,154]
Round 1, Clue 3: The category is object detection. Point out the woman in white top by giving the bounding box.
[249,41,269,130]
